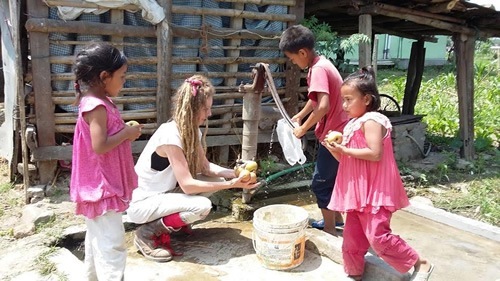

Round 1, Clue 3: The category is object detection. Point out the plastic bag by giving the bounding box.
[276,118,306,166]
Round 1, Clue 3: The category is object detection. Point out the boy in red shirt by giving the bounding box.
[279,24,349,236]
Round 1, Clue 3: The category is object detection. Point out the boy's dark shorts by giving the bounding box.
[311,145,339,209]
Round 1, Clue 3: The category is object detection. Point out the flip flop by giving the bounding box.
[410,264,435,281]
[310,219,345,230]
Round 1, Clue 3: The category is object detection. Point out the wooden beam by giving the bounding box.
[32,131,285,161]
[373,25,438,42]
[209,0,296,6]
[25,18,156,37]
[172,5,296,22]
[27,0,58,185]
[356,4,486,37]
[156,0,172,124]
[454,33,475,160]
[426,0,459,13]
[308,0,365,13]
[44,0,136,9]
[374,2,465,24]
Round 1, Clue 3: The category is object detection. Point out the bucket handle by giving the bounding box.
[252,230,257,252]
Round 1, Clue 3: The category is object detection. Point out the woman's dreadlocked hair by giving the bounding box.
[173,75,215,176]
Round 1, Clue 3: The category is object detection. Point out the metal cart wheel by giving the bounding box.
[379,94,401,115]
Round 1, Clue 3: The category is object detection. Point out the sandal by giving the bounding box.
[410,264,434,281]
[310,219,345,230]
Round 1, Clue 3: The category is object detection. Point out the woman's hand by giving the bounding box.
[229,175,261,190]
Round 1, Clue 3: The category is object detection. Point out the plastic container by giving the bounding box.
[252,204,309,270]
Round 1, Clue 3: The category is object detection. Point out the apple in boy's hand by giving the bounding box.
[325,131,343,145]
[125,120,140,126]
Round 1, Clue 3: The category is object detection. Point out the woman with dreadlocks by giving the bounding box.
[127,75,259,262]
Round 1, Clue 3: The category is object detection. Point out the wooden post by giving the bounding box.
[454,33,475,160]
[358,14,372,68]
[111,9,124,111]
[156,0,173,124]
[219,2,244,166]
[27,0,58,185]
[285,0,303,116]
[372,36,378,77]
[402,40,425,115]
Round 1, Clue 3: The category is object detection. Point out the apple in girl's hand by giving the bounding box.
[326,131,343,145]
[125,120,140,126]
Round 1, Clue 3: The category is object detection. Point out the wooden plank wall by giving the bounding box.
[25,0,303,179]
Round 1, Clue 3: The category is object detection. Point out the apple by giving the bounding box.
[239,169,251,182]
[244,160,258,172]
[234,166,243,177]
[249,172,257,184]
[326,131,343,145]
[126,120,140,126]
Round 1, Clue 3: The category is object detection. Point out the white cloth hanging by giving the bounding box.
[276,119,306,166]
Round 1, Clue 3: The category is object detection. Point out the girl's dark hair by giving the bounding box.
[343,66,380,112]
[72,43,127,105]
[279,24,315,53]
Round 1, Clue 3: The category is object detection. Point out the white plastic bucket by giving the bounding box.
[252,204,309,270]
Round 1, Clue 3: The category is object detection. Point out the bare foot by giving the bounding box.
[323,226,338,236]
[414,259,432,273]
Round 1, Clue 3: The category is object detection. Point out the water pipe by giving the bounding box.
[403,131,432,158]
[263,162,314,185]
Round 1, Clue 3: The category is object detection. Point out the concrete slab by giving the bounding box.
[124,217,352,281]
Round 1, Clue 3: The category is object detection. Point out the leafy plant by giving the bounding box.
[301,16,370,73]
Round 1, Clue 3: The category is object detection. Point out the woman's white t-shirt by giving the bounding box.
[132,121,197,202]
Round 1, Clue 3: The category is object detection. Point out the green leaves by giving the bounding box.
[301,16,369,72]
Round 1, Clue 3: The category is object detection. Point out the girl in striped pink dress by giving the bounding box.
[323,66,434,281]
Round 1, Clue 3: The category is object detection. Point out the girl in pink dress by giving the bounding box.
[323,66,434,281]
[70,43,143,280]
